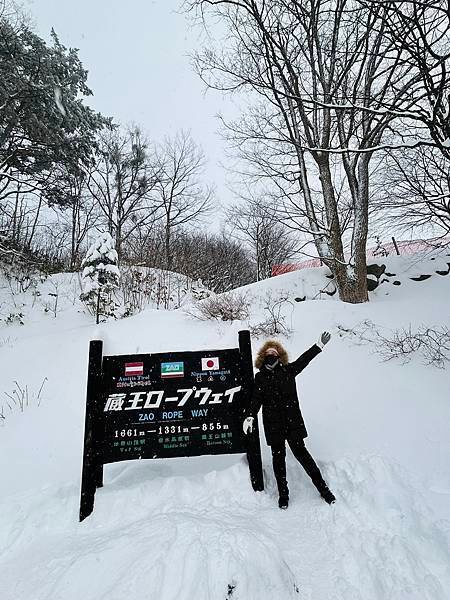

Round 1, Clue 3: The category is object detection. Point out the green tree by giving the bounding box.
[80,232,120,323]
[0,17,108,198]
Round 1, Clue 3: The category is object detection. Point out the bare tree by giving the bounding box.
[67,182,98,269]
[86,127,161,261]
[188,0,418,303]
[226,192,300,280]
[128,225,255,292]
[176,230,254,291]
[37,164,102,268]
[154,131,214,271]
[361,0,450,159]
[374,147,450,236]
[123,218,164,266]
[0,179,44,251]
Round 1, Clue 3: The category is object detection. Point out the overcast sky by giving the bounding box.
[27,0,235,217]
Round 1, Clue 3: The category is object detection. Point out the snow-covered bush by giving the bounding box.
[338,320,450,368]
[4,311,24,326]
[80,233,120,323]
[249,292,293,338]
[187,290,251,322]
[191,279,211,301]
[376,325,450,368]
[119,267,195,315]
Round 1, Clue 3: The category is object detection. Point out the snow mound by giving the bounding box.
[249,248,450,302]
[1,250,449,600]
[328,456,450,600]
[1,454,448,600]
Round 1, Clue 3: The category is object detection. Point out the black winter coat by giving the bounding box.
[248,344,322,446]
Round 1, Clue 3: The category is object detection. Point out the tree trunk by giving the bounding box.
[25,195,42,250]
[165,222,172,271]
[96,290,101,325]
[115,222,122,265]
[315,158,368,303]
[70,199,79,270]
[352,156,371,303]
[256,237,260,282]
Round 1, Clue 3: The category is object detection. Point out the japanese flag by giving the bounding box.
[201,357,219,371]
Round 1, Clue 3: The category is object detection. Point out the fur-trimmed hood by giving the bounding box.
[255,339,289,370]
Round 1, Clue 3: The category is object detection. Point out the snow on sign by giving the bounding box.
[79,330,264,521]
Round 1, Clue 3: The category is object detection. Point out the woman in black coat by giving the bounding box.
[243,333,335,509]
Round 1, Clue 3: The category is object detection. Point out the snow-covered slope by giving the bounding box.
[0,266,208,339]
[1,251,449,600]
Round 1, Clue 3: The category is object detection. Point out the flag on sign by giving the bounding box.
[201,357,220,371]
[124,362,144,376]
[161,362,184,378]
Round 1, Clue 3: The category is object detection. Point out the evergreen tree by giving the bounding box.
[0,18,109,197]
[80,232,120,323]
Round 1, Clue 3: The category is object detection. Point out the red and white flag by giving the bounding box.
[201,357,219,371]
[124,362,144,376]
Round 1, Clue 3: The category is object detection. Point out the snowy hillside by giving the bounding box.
[1,250,449,600]
[0,266,207,340]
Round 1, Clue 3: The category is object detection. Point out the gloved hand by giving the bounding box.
[243,416,254,434]
[317,331,331,349]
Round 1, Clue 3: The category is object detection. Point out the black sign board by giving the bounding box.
[102,348,246,462]
[79,330,264,521]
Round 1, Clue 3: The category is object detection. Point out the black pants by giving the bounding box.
[271,436,326,498]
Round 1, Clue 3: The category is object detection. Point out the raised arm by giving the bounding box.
[287,345,322,377]
[287,331,331,377]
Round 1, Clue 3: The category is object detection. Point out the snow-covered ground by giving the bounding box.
[1,251,449,600]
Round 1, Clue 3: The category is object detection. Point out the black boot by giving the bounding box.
[278,496,289,510]
[319,486,336,505]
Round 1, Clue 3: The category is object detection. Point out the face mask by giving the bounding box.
[264,355,279,369]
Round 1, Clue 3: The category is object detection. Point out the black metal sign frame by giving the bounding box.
[79,330,264,521]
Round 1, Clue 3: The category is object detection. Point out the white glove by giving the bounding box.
[317,331,331,349]
[243,417,254,434]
